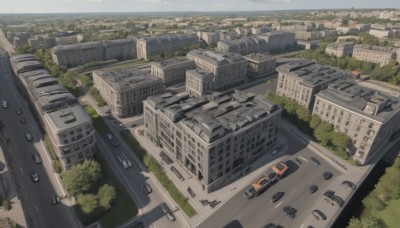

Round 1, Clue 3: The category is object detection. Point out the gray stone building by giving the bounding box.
[136,34,198,60]
[325,42,355,57]
[93,68,164,117]
[50,38,137,68]
[10,54,95,170]
[143,90,282,192]
[352,45,396,67]
[186,49,248,96]
[197,32,220,46]
[276,59,347,110]
[185,69,214,97]
[244,53,276,78]
[251,27,270,35]
[259,31,296,52]
[216,37,268,55]
[312,79,400,165]
[150,57,196,86]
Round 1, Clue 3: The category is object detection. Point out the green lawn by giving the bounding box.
[85,105,110,135]
[368,199,400,228]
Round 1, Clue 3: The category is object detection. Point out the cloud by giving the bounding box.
[247,0,292,3]
[65,0,102,2]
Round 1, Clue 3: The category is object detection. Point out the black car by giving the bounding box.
[310,157,321,165]
[309,185,318,193]
[323,171,333,180]
[142,183,152,195]
[243,187,256,199]
[342,180,357,190]
[160,202,171,214]
[332,195,345,207]
[264,224,283,228]
[271,192,285,203]
[32,153,42,164]
[312,209,327,220]
[52,194,61,205]
[268,172,278,183]
[20,118,27,124]
[324,190,335,199]
[283,206,296,219]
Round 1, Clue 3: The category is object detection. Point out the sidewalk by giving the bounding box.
[132,127,289,227]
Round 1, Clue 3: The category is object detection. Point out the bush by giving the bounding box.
[3,199,10,211]
[62,160,102,196]
[98,184,116,210]
[77,193,99,215]
[53,161,63,174]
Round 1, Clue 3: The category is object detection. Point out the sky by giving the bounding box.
[0,0,399,14]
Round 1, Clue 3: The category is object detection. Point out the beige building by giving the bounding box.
[313,79,400,165]
[244,53,276,78]
[136,34,198,60]
[216,37,268,55]
[143,90,282,192]
[10,54,95,170]
[295,31,319,41]
[276,59,346,110]
[93,69,164,118]
[251,27,270,35]
[186,49,248,96]
[197,32,220,46]
[185,69,214,96]
[352,45,396,67]
[259,31,296,52]
[51,38,137,68]
[369,29,392,38]
[150,57,196,86]
[325,42,355,57]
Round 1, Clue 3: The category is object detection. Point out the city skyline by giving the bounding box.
[1,0,400,14]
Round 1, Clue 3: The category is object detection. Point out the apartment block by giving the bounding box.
[259,31,296,52]
[10,54,95,170]
[313,79,400,165]
[369,29,392,38]
[197,32,220,45]
[251,27,270,35]
[352,45,396,67]
[136,34,198,60]
[51,38,137,68]
[216,37,267,55]
[276,59,346,110]
[143,90,282,192]
[150,57,196,86]
[93,68,164,117]
[185,69,214,97]
[325,42,355,57]
[244,53,277,78]
[186,49,248,96]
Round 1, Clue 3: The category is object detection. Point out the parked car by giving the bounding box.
[283,206,296,219]
[25,132,33,141]
[268,172,278,183]
[16,107,22,115]
[116,153,132,169]
[1,100,8,109]
[309,185,318,193]
[312,209,327,220]
[20,118,27,124]
[31,172,39,182]
[310,157,321,165]
[142,183,152,195]
[342,180,356,190]
[332,195,345,207]
[271,192,285,203]
[52,194,61,205]
[170,166,184,181]
[243,187,256,199]
[323,171,333,180]
[264,223,283,228]
[166,212,176,221]
[160,202,171,214]
[324,190,335,199]
[32,153,42,164]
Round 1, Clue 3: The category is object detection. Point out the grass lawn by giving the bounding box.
[103,59,149,71]
[85,105,110,135]
[369,199,400,227]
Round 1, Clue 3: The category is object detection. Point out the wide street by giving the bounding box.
[0,56,79,228]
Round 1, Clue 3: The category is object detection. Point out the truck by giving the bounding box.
[272,162,289,178]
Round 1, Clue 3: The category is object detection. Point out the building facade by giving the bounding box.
[143,90,282,192]
[136,34,198,60]
[10,54,95,170]
[185,69,214,97]
[312,79,400,165]
[251,27,270,35]
[325,42,355,57]
[244,53,276,78]
[276,59,346,110]
[150,57,196,86]
[51,38,137,68]
[216,37,268,55]
[352,45,396,67]
[186,49,248,95]
[258,31,296,52]
[197,32,220,46]
[369,29,392,38]
[93,68,164,117]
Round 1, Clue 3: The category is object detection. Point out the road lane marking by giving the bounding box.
[298,156,309,163]
[33,204,39,214]
[19,167,23,175]
[300,223,304,228]
[275,201,283,208]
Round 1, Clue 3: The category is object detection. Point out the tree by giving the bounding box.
[2,199,10,211]
[97,184,117,210]
[348,217,363,228]
[77,194,98,215]
[331,131,351,153]
[296,106,311,123]
[310,114,322,130]
[62,160,102,196]
[361,216,386,228]
[362,192,386,211]
[314,121,333,146]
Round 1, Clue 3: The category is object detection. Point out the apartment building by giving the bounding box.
[244,53,276,78]
[186,49,248,95]
[150,57,196,86]
[352,45,396,67]
[10,54,95,170]
[216,37,267,55]
[197,32,220,46]
[276,59,346,110]
[369,29,392,38]
[258,31,296,52]
[143,90,282,192]
[51,38,137,68]
[313,79,400,165]
[185,69,214,97]
[136,34,198,60]
[251,27,270,35]
[325,42,355,57]
[93,68,164,117]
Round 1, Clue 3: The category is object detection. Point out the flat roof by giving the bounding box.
[44,104,91,132]
[187,49,247,67]
[186,69,213,80]
[51,38,136,54]
[244,53,276,63]
[150,57,195,69]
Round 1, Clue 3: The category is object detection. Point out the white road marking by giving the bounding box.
[275,201,283,208]
[33,204,39,214]
[298,156,309,163]
[300,223,304,228]
[20,167,23,175]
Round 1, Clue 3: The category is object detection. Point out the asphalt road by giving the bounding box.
[0,56,79,228]
[197,126,343,228]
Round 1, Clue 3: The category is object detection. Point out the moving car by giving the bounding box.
[105,133,120,147]
[32,153,42,164]
[25,132,33,141]
[312,209,327,220]
[310,157,321,165]
[323,171,333,180]
[342,180,357,190]
[20,118,27,124]
[52,194,61,205]
[271,192,285,203]
[116,154,132,169]
[309,185,318,193]
[283,206,296,219]
[16,107,22,115]
[142,183,152,195]
[1,100,8,109]
[243,187,256,199]
[31,172,39,182]
[160,202,175,221]
[268,172,278,183]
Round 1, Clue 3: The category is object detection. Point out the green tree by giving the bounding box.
[97,184,117,210]
[296,106,311,123]
[331,131,351,153]
[360,216,386,228]
[77,193,99,215]
[2,199,10,211]
[314,121,333,146]
[348,217,363,228]
[362,192,386,211]
[310,114,322,130]
[62,160,102,196]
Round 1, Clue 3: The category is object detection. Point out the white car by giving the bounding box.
[116,154,132,169]
[31,172,39,182]
[1,100,8,109]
